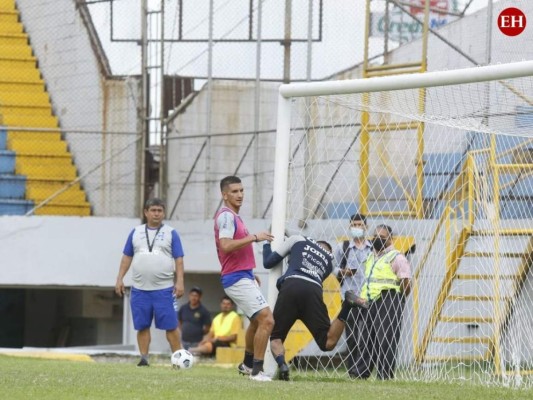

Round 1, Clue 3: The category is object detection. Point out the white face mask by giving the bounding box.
[350,227,365,239]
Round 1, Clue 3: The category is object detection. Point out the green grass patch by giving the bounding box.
[1,355,532,400]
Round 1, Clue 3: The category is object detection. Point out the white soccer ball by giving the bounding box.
[171,349,194,369]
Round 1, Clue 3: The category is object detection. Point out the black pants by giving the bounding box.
[351,290,404,380]
[271,278,331,351]
[344,307,361,372]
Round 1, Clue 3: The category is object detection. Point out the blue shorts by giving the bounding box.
[131,287,178,331]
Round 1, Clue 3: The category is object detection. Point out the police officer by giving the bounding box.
[350,224,411,380]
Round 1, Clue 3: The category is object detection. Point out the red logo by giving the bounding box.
[409,0,448,15]
[498,7,526,36]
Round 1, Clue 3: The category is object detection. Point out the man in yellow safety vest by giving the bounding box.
[189,296,241,356]
[350,224,411,380]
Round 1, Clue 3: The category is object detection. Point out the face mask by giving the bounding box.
[350,227,365,239]
[372,237,387,252]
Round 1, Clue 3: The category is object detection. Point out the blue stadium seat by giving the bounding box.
[0,150,15,174]
[431,200,471,220]
[0,128,6,149]
[500,199,533,219]
[515,105,533,129]
[500,174,533,197]
[423,152,465,175]
[0,198,33,215]
[368,200,410,213]
[0,174,26,199]
[423,174,456,200]
[324,202,358,219]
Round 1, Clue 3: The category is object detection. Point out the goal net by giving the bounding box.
[269,61,533,387]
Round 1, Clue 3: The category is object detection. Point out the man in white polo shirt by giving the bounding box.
[115,198,185,367]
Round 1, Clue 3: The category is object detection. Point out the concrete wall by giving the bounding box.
[16,0,140,217]
[167,80,280,220]
[0,215,275,286]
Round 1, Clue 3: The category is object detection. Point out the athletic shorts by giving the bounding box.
[270,277,331,350]
[131,286,178,331]
[224,277,269,319]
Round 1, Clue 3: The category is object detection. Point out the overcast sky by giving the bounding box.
[87,0,493,81]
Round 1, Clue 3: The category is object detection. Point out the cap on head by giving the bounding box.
[190,286,202,296]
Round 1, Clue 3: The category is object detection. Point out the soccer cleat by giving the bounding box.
[249,371,272,382]
[278,363,290,381]
[137,358,149,367]
[344,290,369,309]
[237,362,253,376]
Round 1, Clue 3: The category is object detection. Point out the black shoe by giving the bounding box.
[237,362,252,376]
[278,364,290,381]
[348,370,368,380]
[344,290,369,309]
[137,358,149,367]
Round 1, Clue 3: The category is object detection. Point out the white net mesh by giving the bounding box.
[277,67,533,387]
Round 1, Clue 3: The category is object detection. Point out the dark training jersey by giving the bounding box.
[263,235,333,289]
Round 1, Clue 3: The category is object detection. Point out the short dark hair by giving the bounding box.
[317,240,332,253]
[350,213,367,225]
[221,295,234,304]
[190,286,202,295]
[220,176,241,192]
[376,224,393,237]
[144,198,166,210]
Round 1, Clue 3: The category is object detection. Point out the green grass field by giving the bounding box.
[1,355,532,400]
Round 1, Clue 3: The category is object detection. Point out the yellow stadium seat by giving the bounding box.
[26,185,87,204]
[2,114,59,128]
[0,91,50,106]
[0,11,17,24]
[16,164,78,180]
[0,106,52,117]
[0,82,44,93]
[0,43,32,57]
[8,139,67,155]
[0,0,16,10]
[7,130,61,142]
[0,2,91,216]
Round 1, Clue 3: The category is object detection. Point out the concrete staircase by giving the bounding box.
[0,0,90,215]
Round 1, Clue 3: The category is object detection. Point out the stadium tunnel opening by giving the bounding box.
[0,287,123,348]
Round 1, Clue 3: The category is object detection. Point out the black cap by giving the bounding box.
[190,286,202,295]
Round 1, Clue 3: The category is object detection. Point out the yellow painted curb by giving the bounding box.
[1,351,94,362]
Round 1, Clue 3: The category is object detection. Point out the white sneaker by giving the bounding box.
[249,371,272,382]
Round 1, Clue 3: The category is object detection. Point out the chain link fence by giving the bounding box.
[0,0,504,219]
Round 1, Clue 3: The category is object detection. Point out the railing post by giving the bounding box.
[467,154,475,230]
[489,134,505,379]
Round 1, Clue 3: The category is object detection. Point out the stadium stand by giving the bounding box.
[0,0,90,215]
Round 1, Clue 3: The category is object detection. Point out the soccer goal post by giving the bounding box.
[269,60,533,386]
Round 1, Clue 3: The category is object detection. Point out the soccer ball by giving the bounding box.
[171,349,194,369]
